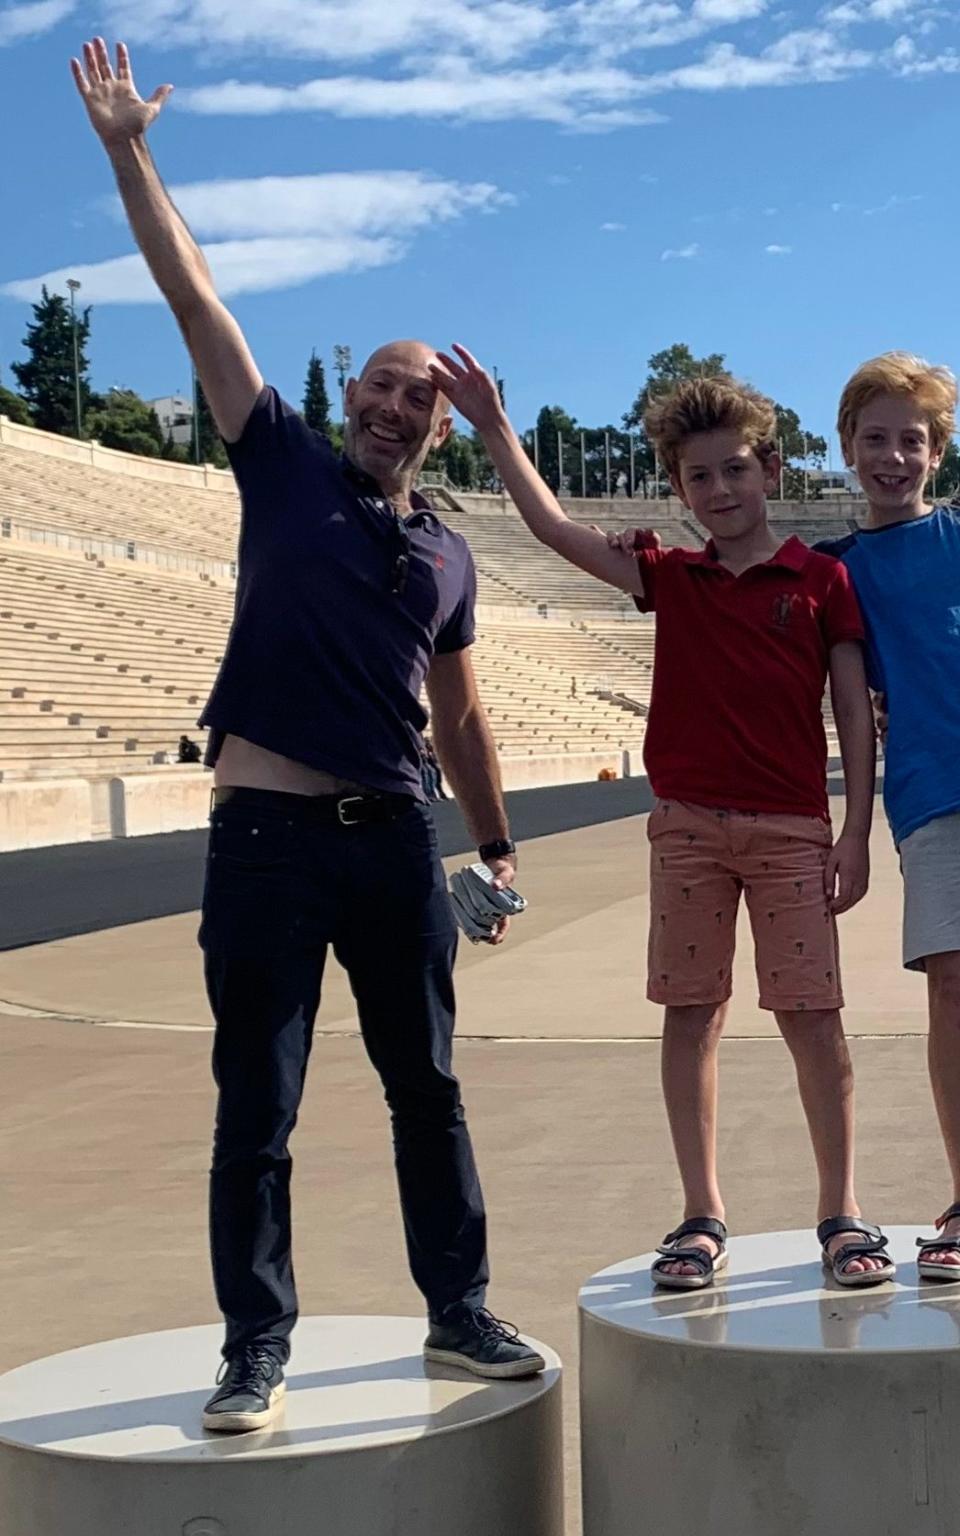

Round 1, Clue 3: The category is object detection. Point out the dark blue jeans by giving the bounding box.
[199,790,488,1361]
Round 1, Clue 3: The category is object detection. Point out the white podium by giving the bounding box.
[0,1315,563,1536]
[580,1228,960,1535]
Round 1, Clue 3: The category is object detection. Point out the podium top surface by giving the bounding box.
[0,1316,560,1464]
[580,1227,960,1356]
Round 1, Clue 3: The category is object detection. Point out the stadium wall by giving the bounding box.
[0,746,646,852]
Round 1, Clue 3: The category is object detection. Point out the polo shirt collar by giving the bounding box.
[340,453,435,518]
[681,534,811,572]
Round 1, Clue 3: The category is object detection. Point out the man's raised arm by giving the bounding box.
[429,345,645,597]
[71,38,262,443]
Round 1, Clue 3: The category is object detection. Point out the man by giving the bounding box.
[73,37,544,1434]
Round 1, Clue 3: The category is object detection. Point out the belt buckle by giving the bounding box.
[336,795,366,826]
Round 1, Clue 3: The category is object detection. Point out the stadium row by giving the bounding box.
[0,413,853,820]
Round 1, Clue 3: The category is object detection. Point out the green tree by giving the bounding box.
[426,429,478,490]
[932,439,960,499]
[0,384,31,424]
[161,430,191,463]
[302,349,333,435]
[11,285,93,436]
[525,405,579,493]
[623,343,727,493]
[773,404,827,500]
[86,388,165,457]
[194,379,228,468]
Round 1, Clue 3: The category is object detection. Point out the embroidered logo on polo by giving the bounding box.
[771,592,802,628]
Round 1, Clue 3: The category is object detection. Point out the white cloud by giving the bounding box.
[100,0,553,64]
[1,170,508,304]
[0,238,400,305]
[0,0,74,44]
[601,221,627,230]
[178,65,667,127]
[661,241,701,259]
[765,242,792,253]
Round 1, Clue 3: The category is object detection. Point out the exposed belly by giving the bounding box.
[214,734,369,795]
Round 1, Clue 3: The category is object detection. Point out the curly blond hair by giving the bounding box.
[838,352,957,455]
[644,374,778,480]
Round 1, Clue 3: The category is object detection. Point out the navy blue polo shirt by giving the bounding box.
[199,387,476,800]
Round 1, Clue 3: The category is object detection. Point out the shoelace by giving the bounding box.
[473,1309,521,1342]
[216,1345,278,1387]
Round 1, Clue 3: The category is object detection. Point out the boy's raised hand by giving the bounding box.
[606,528,663,555]
[824,831,870,915]
[429,346,507,436]
[71,39,172,145]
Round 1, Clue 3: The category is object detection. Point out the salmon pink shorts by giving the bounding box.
[647,799,843,1012]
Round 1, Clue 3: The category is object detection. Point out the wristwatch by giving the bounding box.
[478,838,517,861]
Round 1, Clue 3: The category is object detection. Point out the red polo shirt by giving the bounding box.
[634,536,864,819]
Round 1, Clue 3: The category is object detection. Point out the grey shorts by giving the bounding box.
[901,810,960,971]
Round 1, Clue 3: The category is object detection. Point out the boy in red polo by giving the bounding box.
[430,346,893,1289]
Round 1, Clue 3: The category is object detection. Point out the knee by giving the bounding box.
[663,1002,727,1043]
[777,1008,847,1053]
[929,957,960,1021]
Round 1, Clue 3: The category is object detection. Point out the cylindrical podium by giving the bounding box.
[581,1228,960,1535]
[0,1316,563,1536]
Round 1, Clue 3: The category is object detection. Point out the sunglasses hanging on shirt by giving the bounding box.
[389,509,410,596]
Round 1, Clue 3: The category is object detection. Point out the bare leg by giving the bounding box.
[658,1001,728,1276]
[920,952,960,1267]
[776,1007,884,1275]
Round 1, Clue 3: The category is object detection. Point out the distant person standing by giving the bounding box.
[177,734,202,764]
[72,36,544,1436]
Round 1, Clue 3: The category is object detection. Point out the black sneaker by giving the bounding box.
[424,1307,546,1379]
[202,1346,286,1433]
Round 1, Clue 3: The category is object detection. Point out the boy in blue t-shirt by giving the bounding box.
[816,352,960,1277]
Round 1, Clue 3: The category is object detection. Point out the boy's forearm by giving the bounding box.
[481,416,571,548]
[106,136,214,315]
[835,695,876,836]
[432,705,510,847]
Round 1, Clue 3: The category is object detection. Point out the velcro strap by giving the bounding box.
[917,1237,960,1254]
[829,1236,891,1273]
[817,1216,881,1247]
[654,1246,715,1275]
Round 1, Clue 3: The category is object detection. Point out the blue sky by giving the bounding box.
[1,0,958,457]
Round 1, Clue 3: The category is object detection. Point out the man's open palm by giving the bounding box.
[71,38,172,144]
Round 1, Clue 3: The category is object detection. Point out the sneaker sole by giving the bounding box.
[422,1345,546,1379]
[202,1379,287,1433]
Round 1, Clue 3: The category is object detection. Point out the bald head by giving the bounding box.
[344,337,453,498]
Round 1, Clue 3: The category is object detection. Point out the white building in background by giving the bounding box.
[148,393,193,448]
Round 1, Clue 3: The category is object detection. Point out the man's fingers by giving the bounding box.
[428,364,458,393]
[451,343,481,373]
[94,36,115,79]
[148,84,173,106]
[83,40,103,84]
[116,40,132,79]
[70,56,90,95]
[433,353,466,382]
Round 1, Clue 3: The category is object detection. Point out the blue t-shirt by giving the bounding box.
[816,506,960,845]
[199,387,477,800]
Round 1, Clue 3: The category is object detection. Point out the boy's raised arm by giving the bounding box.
[72,38,263,443]
[429,345,645,597]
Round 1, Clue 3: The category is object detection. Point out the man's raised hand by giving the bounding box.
[71,39,172,145]
[429,345,507,436]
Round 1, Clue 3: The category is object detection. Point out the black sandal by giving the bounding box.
[818,1216,895,1288]
[652,1217,728,1291]
[917,1201,960,1282]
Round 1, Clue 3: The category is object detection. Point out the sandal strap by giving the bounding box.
[653,1246,715,1276]
[662,1217,727,1247]
[917,1236,960,1255]
[816,1216,883,1247]
[827,1235,892,1274]
[936,1202,960,1228]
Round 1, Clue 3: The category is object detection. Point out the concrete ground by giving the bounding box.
[0,798,942,1533]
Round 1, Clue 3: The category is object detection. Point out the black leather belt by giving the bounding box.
[211,785,418,826]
